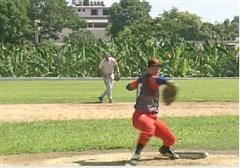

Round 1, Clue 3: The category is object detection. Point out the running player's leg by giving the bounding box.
[107,75,114,102]
[100,76,108,98]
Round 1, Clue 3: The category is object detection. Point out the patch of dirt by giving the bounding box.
[1,102,239,166]
[1,149,238,166]
[1,102,238,122]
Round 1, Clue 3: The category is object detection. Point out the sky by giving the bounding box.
[68,0,240,23]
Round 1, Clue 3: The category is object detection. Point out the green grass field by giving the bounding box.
[0,116,238,155]
[0,79,238,104]
[0,79,238,155]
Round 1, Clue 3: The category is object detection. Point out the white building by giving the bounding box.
[71,0,109,28]
[56,0,110,44]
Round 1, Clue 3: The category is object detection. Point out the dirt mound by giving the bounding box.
[1,150,238,166]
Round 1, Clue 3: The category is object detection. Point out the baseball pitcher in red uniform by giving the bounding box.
[126,57,179,165]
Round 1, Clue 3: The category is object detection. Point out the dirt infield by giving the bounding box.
[1,102,238,122]
[1,149,238,166]
[1,102,239,166]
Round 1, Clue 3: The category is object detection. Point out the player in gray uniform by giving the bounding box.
[98,52,120,103]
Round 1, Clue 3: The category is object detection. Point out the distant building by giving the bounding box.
[57,0,110,43]
[71,0,109,28]
[68,0,110,41]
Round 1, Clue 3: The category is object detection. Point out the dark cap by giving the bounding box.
[103,52,111,57]
[148,57,161,67]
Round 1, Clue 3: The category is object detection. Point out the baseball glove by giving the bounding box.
[114,73,121,81]
[162,82,177,105]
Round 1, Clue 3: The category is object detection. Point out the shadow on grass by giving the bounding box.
[80,101,101,104]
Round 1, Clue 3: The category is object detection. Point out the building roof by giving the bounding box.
[71,5,109,9]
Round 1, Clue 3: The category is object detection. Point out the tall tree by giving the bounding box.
[115,18,154,44]
[211,16,239,40]
[27,0,87,40]
[0,0,86,45]
[107,0,152,38]
[230,16,239,40]
[64,30,97,48]
[0,0,31,46]
[154,7,205,41]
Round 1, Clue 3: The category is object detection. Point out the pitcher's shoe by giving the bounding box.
[159,145,180,159]
[128,153,140,166]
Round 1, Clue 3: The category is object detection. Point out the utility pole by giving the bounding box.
[34,19,40,45]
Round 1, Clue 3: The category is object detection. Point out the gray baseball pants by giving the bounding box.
[101,74,114,100]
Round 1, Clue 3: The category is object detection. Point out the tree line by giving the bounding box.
[0,0,239,45]
[0,0,239,77]
[107,0,239,42]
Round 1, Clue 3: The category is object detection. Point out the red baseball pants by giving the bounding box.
[132,111,176,146]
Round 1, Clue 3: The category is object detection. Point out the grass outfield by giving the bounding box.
[0,116,238,155]
[0,79,238,104]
